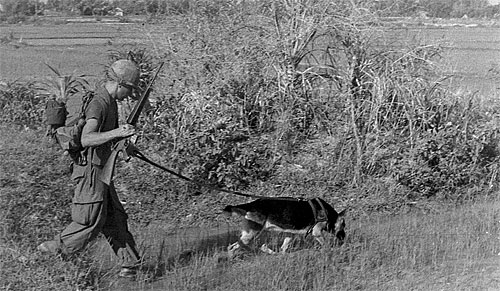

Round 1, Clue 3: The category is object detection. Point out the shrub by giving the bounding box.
[42,63,90,103]
[3,0,499,205]
[135,0,500,198]
[393,97,500,199]
[0,0,38,17]
[0,81,45,127]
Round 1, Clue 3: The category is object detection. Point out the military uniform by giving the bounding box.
[54,85,140,268]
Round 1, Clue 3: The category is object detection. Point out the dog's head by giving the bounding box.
[327,208,346,244]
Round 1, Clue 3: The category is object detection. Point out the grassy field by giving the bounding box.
[391,26,500,95]
[2,17,500,290]
[0,22,149,82]
[1,20,499,94]
[1,126,500,290]
[113,201,500,291]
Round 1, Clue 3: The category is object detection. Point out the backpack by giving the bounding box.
[45,90,94,166]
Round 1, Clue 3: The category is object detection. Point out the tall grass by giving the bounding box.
[133,0,500,202]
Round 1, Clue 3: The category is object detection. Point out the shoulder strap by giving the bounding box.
[308,198,328,224]
[80,91,94,118]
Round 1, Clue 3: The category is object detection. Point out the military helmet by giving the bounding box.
[108,59,140,90]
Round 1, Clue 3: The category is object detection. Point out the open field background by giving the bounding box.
[2,12,500,291]
[0,21,151,82]
[1,18,499,95]
[384,26,500,95]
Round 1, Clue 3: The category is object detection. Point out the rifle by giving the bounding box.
[100,62,164,185]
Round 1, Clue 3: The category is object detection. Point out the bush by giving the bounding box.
[393,98,500,199]
[2,0,499,207]
[0,0,39,17]
[132,0,500,199]
[0,81,45,127]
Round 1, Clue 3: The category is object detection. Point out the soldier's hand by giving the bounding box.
[125,140,139,159]
[115,124,136,138]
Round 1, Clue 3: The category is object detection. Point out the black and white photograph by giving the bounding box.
[1,0,500,290]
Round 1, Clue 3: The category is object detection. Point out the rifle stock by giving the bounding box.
[99,141,122,185]
[99,62,164,185]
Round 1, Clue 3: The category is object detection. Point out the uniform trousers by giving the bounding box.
[56,164,140,268]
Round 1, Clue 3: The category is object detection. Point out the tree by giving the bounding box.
[0,0,38,16]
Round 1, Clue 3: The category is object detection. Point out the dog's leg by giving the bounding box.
[227,241,240,259]
[240,219,263,245]
[228,219,263,258]
[311,222,327,246]
[227,230,257,258]
[228,242,241,256]
[261,237,292,255]
[260,244,276,254]
[280,237,292,253]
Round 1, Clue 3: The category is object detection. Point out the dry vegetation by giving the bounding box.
[2,0,500,290]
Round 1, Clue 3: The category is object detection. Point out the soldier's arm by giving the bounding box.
[81,118,135,148]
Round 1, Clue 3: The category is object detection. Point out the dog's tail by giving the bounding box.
[223,205,247,217]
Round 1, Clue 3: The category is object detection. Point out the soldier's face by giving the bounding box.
[116,83,135,101]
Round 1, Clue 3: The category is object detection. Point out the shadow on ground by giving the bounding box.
[103,224,240,290]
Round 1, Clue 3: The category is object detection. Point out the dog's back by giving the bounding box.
[224,198,316,231]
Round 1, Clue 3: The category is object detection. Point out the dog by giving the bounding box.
[223,197,346,256]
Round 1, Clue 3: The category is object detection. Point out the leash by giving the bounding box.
[130,149,265,199]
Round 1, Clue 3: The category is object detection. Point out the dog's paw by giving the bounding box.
[227,242,240,258]
[227,242,253,260]
[260,244,276,255]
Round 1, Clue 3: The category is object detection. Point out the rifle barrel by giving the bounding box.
[126,62,164,126]
[100,61,164,185]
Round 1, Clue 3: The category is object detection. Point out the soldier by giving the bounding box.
[38,59,142,279]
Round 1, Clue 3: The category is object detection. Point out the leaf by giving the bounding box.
[44,62,62,77]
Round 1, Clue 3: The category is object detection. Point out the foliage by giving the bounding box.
[107,48,158,95]
[41,63,90,103]
[139,5,279,187]
[0,0,41,16]
[394,127,496,198]
[3,0,499,198]
[1,0,500,200]
[0,81,45,127]
[38,0,241,17]
[3,0,500,21]
[392,97,500,198]
[0,0,43,23]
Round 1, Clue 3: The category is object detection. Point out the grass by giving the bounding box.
[0,22,156,82]
[94,197,500,291]
[1,125,499,290]
[2,15,500,290]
